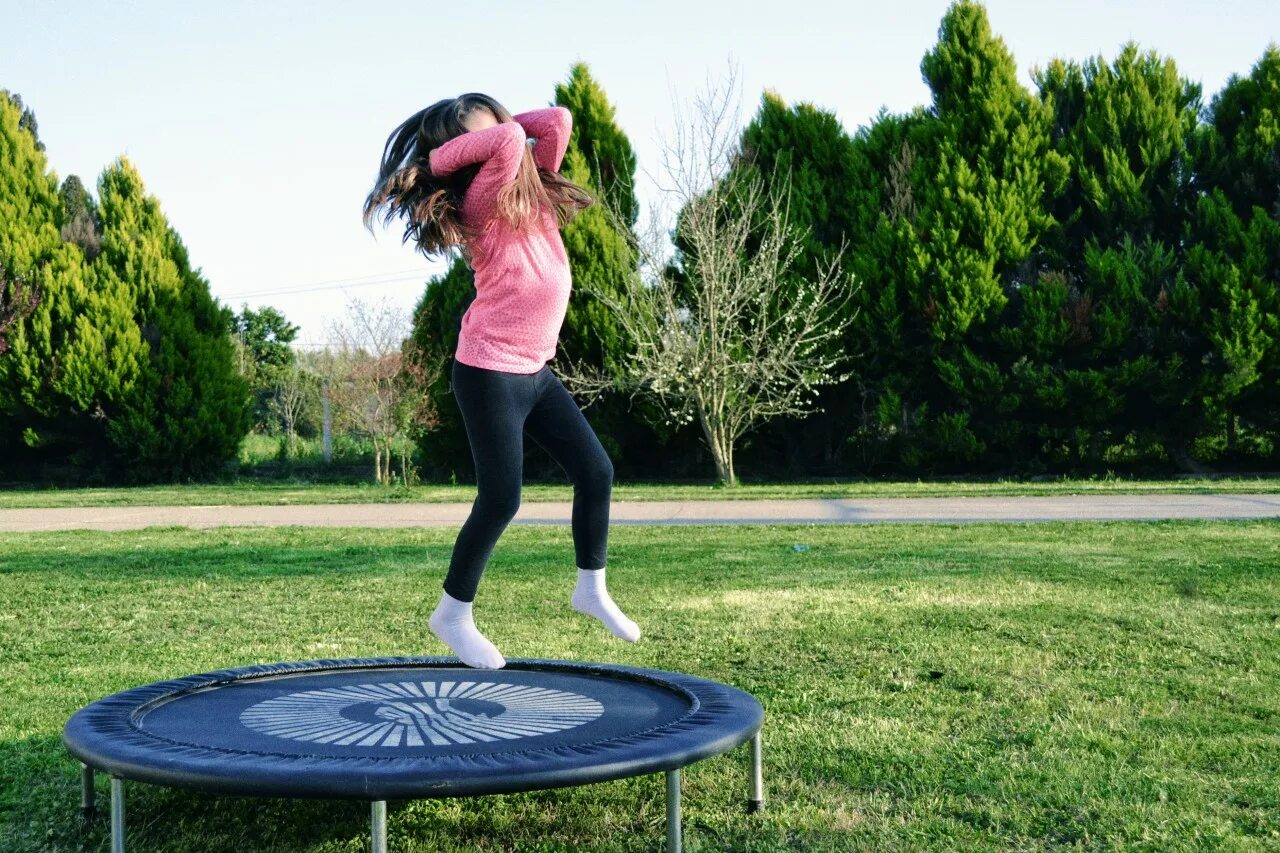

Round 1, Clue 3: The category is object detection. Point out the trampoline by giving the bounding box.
[64,656,766,852]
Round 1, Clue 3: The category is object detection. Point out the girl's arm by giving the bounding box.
[429,120,526,181]
[428,120,527,221]
[511,106,571,173]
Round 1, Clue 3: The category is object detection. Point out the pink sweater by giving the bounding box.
[428,106,574,374]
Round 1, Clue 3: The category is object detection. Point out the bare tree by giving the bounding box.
[271,357,310,459]
[567,61,860,485]
[319,295,436,485]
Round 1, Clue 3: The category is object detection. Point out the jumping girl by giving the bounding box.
[362,93,640,670]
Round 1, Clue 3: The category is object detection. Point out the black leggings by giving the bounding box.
[444,357,613,602]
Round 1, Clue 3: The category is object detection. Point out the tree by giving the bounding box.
[270,357,311,459]
[233,303,301,431]
[1195,44,1280,221]
[2,90,44,153]
[548,63,684,477]
[234,304,300,373]
[734,89,864,473]
[914,1,1067,470]
[94,157,252,482]
[1188,44,1280,452]
[321,295,438,485]
[404,253,477,477]
[554,61,640,229]
[59,175,101,261]
[0,90,146,477]
[554,97,638,392]
[1029,42,1207,470]
[844,1,1067,472]
[582,64,858,485]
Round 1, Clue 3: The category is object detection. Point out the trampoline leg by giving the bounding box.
[747,730,765,814]
[371,800,387,853]
[80,762,96,821]
[110,776,125,853]
[666,768,681,852]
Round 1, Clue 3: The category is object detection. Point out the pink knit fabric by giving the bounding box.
[428,106,574,374]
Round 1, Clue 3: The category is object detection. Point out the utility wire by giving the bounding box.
[218,266,434,300]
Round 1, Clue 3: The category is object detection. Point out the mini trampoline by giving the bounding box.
[64,656,765,852]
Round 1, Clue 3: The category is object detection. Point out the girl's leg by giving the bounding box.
[433,359,537,668]
[524,366,639,642]
[443,359,534,602]
[524,366,613,568]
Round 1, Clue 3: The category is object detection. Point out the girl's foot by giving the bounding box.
[429,591,506,669]
[572,567,641,642]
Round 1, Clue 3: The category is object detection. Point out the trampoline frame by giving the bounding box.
[68,657,766,852]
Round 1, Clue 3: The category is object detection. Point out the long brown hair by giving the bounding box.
[362,93,594,263]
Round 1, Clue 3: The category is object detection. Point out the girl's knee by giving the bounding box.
[576,454,613,494]
[476,486,521,522]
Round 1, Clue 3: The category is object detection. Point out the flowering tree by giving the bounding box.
[574,65,859,485]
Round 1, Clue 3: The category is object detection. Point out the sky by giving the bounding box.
[3,0,1277,347]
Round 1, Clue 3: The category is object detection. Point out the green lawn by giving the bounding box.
[2,520,1277,850]
[1,474,1278,509]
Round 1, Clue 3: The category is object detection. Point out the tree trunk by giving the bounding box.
[322,380,332,463]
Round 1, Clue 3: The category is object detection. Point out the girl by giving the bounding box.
[362,93,640,670]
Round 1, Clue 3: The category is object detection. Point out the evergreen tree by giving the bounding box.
[1195,44,1280,220]
[1028,43,1206,470]
[553,62,639,227]
[1183,191,1278,449]
[93,157,251,482]
[3,90,45,153]
[846,1,1067,472]
[842,109,931,471]
[0,90,146,479]
[406,254,478,478]
[1188,44,1280,455]
[59,174,102,260]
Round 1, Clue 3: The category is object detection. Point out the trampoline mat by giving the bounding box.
[142,667,689,757]
[64,657,764,799]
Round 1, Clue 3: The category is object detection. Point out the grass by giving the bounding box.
[1,474,1278,509]
[1,520,1277,851]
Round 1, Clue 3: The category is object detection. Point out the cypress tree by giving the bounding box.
[1195,44,1280,220]
[842,109,932,471]
[59,174,102,260]
[846,1,1066,472]
[407,254,476,479]
[93,157,251,482]
[0,90,146,480]
[553,62,639,228]
[1029,44,1205,470]
[1188,45,1280,456]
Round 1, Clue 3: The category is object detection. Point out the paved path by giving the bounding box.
[0,494,1276,531]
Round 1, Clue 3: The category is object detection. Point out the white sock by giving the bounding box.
[428,590,506,669]
[572,567,641,642]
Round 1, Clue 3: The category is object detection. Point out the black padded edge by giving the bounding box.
[63,656,765,800]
